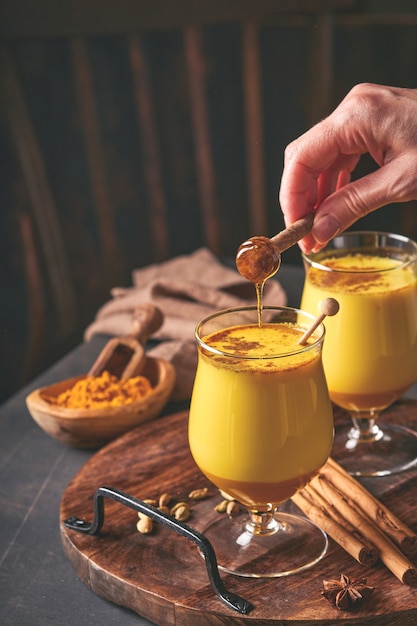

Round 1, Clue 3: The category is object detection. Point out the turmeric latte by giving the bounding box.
[189,322,333,508]
[45,370,152,409]
[301,252,417,412]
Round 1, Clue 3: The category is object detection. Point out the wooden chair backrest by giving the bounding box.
[5,1,417,400]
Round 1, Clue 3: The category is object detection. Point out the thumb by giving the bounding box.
[312,158,417,244]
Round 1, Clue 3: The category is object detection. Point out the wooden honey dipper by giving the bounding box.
[236,213,339,336]
[298,297,340,345]
[236,213,314,284]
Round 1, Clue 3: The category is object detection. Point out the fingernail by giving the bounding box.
[312,215,341,243]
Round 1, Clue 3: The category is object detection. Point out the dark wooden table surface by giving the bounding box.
[1,265,417,626]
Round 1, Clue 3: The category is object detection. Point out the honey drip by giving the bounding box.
[235,214,314,324]
[235,216,338,338]
[236,236,281,325]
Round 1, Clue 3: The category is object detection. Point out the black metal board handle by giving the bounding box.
[64,485,253,615]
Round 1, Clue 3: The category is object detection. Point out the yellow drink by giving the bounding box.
[301,252,417,412]
[189,319,333,509]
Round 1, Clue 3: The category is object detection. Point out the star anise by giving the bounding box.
[321,574,375,610]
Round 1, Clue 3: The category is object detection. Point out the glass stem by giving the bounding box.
[245,509,280,536]
[349,411,384,443]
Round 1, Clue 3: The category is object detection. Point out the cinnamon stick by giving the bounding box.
[324,457,417,556]
[292,489,378,566]
[303,483,379,562]
[312,471,417,587]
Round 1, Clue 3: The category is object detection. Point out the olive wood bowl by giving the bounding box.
[26,357,176,449]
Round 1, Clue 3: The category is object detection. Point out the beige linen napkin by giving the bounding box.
[85,248,286,400]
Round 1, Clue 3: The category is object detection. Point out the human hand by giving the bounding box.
[279,83,417,253]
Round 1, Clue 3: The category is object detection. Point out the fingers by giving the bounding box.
[316,157,357,207]
[279,83,417,254]
[279,143,360,253]
[279,126,361,225]
[310,157,417,250]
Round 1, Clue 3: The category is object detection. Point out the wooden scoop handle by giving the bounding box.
[271,213,314,252]
[118,304,164,379]
[88,304,164,379]
[131,304,164,345]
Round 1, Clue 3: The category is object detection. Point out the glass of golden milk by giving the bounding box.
[301,231,417,477]
[188,305,333,578]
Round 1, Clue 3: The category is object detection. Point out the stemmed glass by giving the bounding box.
[188,305,334,578]
[301,231,417,477]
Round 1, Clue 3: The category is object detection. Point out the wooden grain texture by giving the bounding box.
[242,20,267,237]
[60,403,417,625]
[184,25,220,256]
[71,37,123,285]
[0,45,77,335]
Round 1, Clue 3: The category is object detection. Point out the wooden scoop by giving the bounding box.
[88,303,164,379]
[236,213,314,284]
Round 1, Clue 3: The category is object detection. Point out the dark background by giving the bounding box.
[2,0,417,403]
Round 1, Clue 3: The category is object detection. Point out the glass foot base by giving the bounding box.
[332,422,417,477]
[200,505,328,578]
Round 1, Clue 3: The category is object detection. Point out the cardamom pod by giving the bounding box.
[136,515,153,534]
[226,500,240,517]
[143,498,157,506]
[188,487,209,500]
[214,499,229,513]
[170,502,190,521]
[159,492,171,508]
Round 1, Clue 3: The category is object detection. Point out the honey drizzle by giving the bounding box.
[255,281,264,326]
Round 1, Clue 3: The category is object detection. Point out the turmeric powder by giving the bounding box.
[45,370,153,409]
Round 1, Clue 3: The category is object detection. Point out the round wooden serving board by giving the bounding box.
[60,404,417,625]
